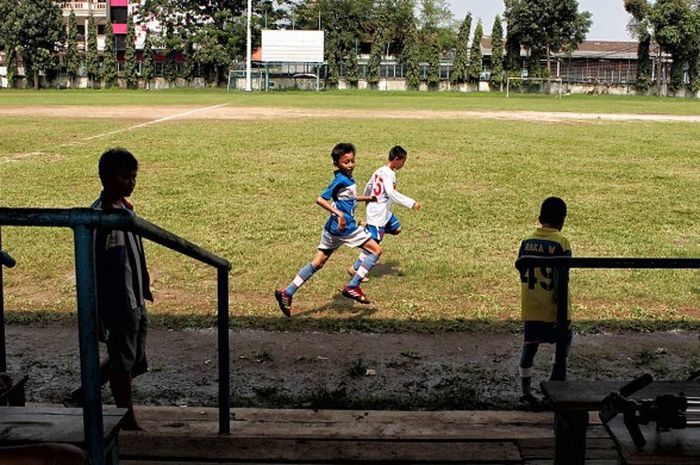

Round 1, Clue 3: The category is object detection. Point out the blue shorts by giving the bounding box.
[523,320,571,344]
[366,215,401,243]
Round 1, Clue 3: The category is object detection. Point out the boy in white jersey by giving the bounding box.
[348,145,421,280]
[275,143,382,317]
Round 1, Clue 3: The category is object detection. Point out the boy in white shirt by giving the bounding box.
[348,146,421,279]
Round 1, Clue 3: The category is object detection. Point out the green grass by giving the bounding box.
[1,88,700,115]
[0,92,699,332]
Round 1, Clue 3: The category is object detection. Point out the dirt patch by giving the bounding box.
[5,323,700,410]
[2,105,700,124]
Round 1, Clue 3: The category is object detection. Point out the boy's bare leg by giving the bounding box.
[64,358,111,407]
[110,370,144,431]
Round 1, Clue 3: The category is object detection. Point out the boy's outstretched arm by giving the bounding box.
[316,196,347,231]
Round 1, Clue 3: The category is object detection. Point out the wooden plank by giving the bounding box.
[134,407,553,426]
[132,408,554,441]
[120,437,522,462]
[0,406,125,444]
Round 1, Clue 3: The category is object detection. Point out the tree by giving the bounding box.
[325,33,340,87]
[65,10,81,85]
[0,0,65,89]
[427,38,440,89]
[450,13,471,84]
[489,15,505,90]
[142,32,155,89]
[192,26,230,85]
[504,0,591,77]
[124,15,137,88]
[417,0,456,60]
[345,48,359,88]
[86,15,100,86]
[467,19,483,84]
[366,30,384,87]
[402,14,421,90]
[294,0,375,82]
[103,21,117,88]
[650,0,699,93]
[624,0,656,92]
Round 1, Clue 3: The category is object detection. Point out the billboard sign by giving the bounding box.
[261,30,324,63]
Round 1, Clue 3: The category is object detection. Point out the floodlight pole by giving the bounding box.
[245,0,252,92]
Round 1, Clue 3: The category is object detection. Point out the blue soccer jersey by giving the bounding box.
[320,170,359,236]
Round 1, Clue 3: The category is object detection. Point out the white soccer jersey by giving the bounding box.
[363,165,416,227]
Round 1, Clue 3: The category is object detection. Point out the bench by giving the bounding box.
[541,380,700,465]
[0,406,127,465]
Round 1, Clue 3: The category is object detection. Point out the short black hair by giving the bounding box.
[388,145,407,161]
[99,147,138,182]
[539,196,567,225]
[331,143,356,164]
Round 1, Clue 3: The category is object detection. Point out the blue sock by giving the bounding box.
[348,253,378,287]
[351,258,362,272]
[286,263,316,296]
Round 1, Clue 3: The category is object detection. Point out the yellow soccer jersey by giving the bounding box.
[518,227,572,322]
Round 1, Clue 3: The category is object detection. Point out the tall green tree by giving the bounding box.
[467,19,483,84]
[366,30,384,87]
[124,15,137,88]
[0,0,65,88]
[325,33,340,88]
[489,15,505,90]
[450,13,471,84]
[624,0,655,92]
[65,9,80,85]
[86,15,100,86]
[345,48,359,87]
[192,26,230,85]
[102,21,117,87]
[504,0,591,77]
[418,0,456,60]
[427,38,440,89]
[142,32,155,88]
[650,0,699,93]
[402,14,421,90]
[294,0,374,78]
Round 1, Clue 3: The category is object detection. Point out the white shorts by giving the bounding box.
[317,227,372,251]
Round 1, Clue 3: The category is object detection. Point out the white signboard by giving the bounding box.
[261,30,324,63]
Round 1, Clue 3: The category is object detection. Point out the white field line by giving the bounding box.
[2,103,229,163]
[83,103,229,141]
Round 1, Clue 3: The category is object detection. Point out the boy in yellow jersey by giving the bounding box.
[516,197,571,407]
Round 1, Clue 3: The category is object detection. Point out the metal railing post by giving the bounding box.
[217,265,230,434]
[0,227,6,373]
[552,266,570,381]
[73,224,105,465]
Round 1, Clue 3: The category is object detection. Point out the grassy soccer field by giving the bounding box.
[1,90,698,331]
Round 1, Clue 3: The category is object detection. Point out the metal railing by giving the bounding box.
[515,256,700,381]
[0,207,232,465]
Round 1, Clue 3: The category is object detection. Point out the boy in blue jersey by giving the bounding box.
[516,197,572,408]
[275,143,382,317]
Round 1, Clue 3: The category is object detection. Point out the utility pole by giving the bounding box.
[245,0,252,92]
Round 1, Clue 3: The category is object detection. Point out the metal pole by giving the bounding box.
[73,225,105,465]
[217,266,230,434]
[245,0,252,92]
[0,227,6,373]
[552,266,570,381]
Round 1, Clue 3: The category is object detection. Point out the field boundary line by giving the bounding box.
[83,103,230,141]
[2,103,229,164]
